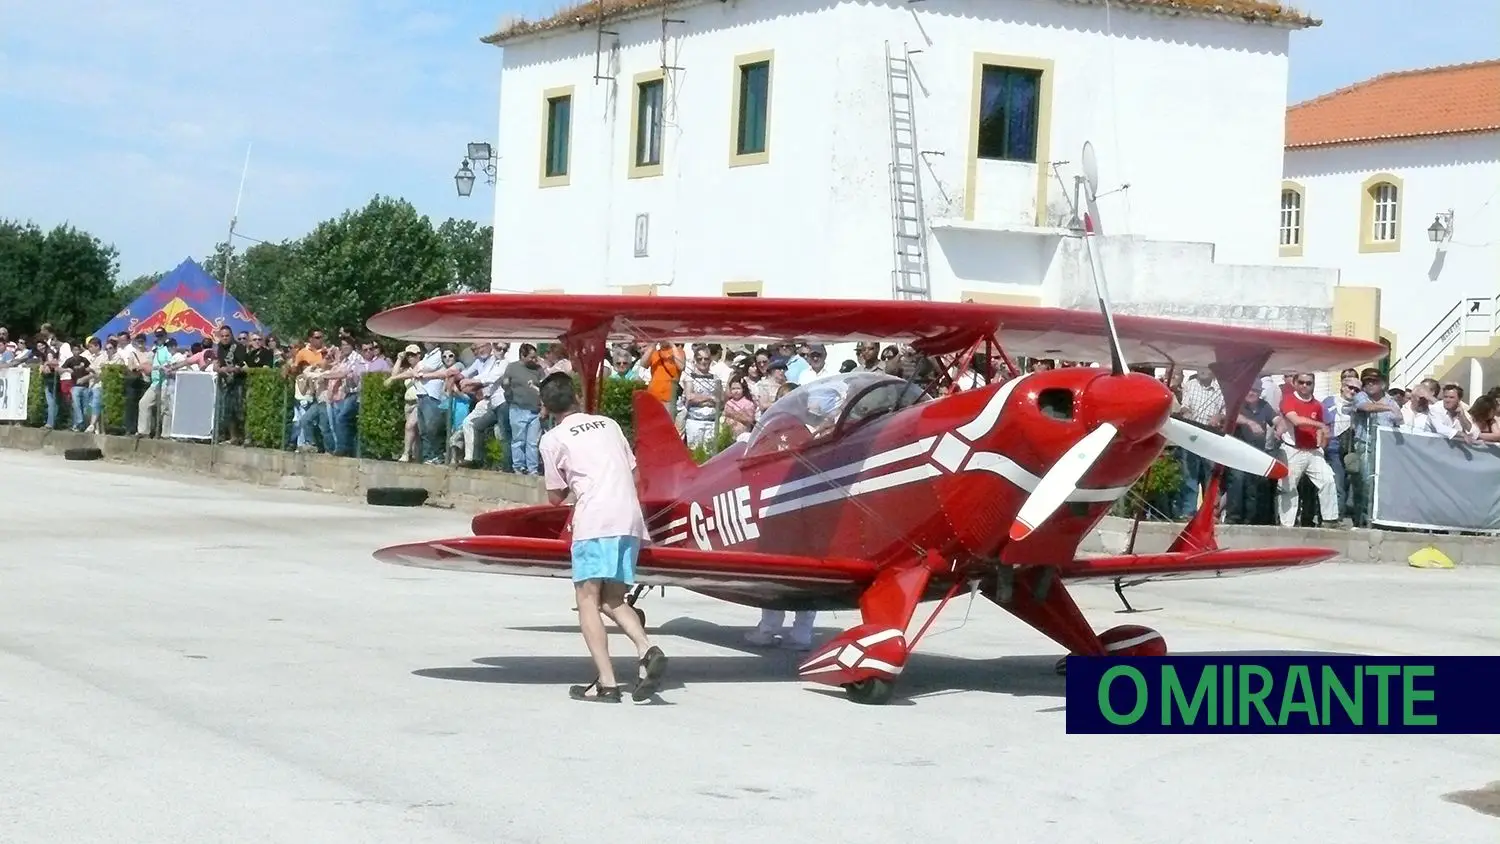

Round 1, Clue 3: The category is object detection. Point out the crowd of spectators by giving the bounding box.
[1167,366,1500,529]
[5,323,1498,533]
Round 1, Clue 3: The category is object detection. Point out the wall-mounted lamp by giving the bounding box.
[1427,209,1454,243]
[454,141,498,197]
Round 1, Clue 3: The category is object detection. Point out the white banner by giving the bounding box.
[168,372,218,441]
[0,366,30,421]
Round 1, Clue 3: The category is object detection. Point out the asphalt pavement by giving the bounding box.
[1,449,1495,843]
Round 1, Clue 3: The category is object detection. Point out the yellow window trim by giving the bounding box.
[628,70,666,180]
[728,50,773,168]
[1279,180,1306,258]
[959,290,1041,307]
[963,53,1054,227]
[1379,328,1398,365]
[619,284,659,296]
[723,280,763,297]
[538,85,574,189]
[1358,172,1403,254]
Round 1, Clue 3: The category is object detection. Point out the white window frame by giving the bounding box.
[1279,188,1303,248]
[1370,182,1399,242]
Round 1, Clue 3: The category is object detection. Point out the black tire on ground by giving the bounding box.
[366,487,430,507]
[844,678,896,705]
[63,447,104,461]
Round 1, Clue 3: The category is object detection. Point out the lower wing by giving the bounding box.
[375,535,877,597]
[1057,547,1337,587]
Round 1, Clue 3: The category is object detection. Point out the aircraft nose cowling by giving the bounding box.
[1083,373,1174,441]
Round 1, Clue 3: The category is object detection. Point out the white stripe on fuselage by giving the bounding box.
[750,372,1130,520]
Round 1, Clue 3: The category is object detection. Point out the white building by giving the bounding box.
[1280,59,1500,394]
[485,0,1349,344]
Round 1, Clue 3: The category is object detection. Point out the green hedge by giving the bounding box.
[100,364,126,433]
[245,368,292,448]
[357,372,407,460]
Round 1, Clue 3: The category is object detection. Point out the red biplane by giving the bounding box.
[368,150,1384,705]
[367,291,1381,704]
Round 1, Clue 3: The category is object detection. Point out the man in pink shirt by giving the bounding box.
[539,373,668,703]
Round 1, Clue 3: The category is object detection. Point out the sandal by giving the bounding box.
[632,646,669,702]
[569,680,622,703]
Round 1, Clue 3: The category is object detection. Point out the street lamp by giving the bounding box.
[453,141,497,197]
[1427,210,1454,243]
[454,160,477,197]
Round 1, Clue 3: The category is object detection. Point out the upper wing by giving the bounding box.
[1056,546,1337,587]
[366,293,1387,374]
[375,535,877,598]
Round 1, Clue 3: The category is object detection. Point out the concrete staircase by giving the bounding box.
[1389,295,1500,393]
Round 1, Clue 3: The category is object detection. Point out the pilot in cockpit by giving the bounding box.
[803,380,849,437]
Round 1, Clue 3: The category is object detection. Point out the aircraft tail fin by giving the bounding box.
[632,388,697,502]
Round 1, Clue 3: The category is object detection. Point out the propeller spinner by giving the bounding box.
[1006,142,1289,541]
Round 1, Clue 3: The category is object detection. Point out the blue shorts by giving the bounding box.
[570,536,641,584]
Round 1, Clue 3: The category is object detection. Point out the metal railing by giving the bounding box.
[1388,295,1500,389]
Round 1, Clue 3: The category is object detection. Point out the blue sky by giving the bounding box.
[0,0,1494,281]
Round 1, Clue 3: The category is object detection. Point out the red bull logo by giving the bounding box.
[131,297,221,339]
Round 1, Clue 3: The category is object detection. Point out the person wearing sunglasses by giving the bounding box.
[1277,373,1342,529]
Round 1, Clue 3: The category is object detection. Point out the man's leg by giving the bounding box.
[136,387,156,436]
[786,610,817,650]
[459,399,493,462]
[1308,454,1341,525]
[746,608,785,645]
[599,580,652,660]
[1277,448,1308,528]
[70,388,86,431]
[1176,449,1201,518]
[573,579,617,687]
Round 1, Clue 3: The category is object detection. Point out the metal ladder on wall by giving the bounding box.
[885,41,931,301]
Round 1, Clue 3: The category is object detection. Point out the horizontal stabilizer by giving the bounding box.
[375,535,877,598]
[1057,546,1336,586]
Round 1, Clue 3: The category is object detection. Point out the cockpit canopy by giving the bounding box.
[742,372,929,459]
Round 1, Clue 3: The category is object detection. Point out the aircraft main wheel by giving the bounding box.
[844,678,895,705]
[64,447,103,461]
[1055,657,1068,676]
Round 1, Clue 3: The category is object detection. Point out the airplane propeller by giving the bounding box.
[1006,142,1289,540]
[1011,422,1118,542]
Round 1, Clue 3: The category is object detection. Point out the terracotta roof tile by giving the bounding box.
[1286,59,1500,149]
[483,0,1316,46]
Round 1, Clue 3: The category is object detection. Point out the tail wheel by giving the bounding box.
[844,678,895,705]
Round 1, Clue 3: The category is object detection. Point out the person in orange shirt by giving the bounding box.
[646,342,684,416]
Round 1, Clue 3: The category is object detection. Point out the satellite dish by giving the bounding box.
[1080,141,1099,197]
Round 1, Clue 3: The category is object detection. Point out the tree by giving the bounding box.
[436,218,493,293]
[275,196,452,340]
[202,238,299,334]
[0,219,47,335]
[0,219,118,340]
[38,224,121,339]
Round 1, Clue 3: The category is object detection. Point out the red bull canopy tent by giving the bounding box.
[94,258,268,346]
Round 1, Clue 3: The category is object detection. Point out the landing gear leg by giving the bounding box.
[625,584,650,628]
[1113,578,1138,613]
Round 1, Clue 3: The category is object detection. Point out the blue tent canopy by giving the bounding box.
[94,258,267,346]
